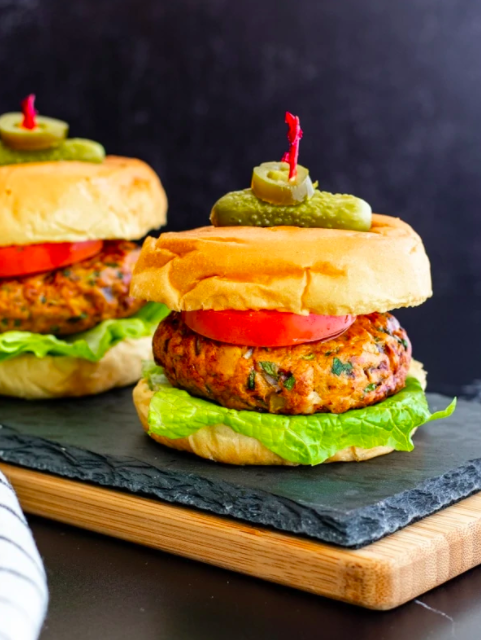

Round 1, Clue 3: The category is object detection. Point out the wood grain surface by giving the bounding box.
[3,462,481,610]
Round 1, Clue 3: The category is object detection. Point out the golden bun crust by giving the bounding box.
[0,337,152,399]
[131,216,432,316]
[132,360,426,466]
[0,156,167,246]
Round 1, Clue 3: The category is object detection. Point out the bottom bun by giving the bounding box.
[0,337,152,400]
[133,357,425,466]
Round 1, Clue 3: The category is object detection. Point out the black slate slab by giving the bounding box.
[0,388,479,548]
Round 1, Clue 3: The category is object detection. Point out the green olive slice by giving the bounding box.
[0,112,68,150]
[251,161,315,205]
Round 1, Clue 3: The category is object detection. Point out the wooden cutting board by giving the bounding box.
[1,386,481,609]
[2,461,481,610]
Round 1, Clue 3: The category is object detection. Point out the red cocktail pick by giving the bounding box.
[21,94,37,130]
[282,112,303,179]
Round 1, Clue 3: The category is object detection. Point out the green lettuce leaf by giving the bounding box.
[0,303,170,363]
[144,365,456,465]
[141,360,171,390]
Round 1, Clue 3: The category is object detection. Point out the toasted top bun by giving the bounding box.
[0,156,167,247]
[131,215,432,316]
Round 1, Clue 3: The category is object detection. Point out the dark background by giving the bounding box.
[1,0,480,390]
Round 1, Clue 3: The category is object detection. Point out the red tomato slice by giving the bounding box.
[182,309,355,347]
[0,240,103,278]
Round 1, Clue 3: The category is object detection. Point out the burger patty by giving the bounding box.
[153,312,412,415]
[0,241,144,336]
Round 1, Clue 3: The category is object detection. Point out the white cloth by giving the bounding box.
[0,472,48,640]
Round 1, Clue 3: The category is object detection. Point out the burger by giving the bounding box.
[0,96,168,399]
[131,113,455,466]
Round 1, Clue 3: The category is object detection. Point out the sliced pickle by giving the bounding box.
[0,112,68,150]
[251,161,314,205]
[0,138,105,165]
[211,189,372,232]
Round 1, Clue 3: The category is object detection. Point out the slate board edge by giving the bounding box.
[0,426,481,548]
[1,423,481,549]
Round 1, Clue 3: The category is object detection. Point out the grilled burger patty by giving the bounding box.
[153,311,412,415]
[0,241,144,336]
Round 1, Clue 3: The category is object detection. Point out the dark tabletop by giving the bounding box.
[32,514,477,640]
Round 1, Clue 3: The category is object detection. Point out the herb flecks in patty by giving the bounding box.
[259,361,279,379]
[153,311,412,416]
[331,357,354,376]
